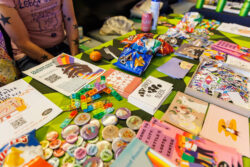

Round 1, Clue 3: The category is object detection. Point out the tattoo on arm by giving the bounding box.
[41,55,49,61]
[73,39,79,45]
[73,24,78,29]
[0,14,10,25]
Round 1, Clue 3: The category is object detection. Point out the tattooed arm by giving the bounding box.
[0,5,54,63]
[62,0,79,56]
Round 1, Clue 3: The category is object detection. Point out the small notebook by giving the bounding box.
[97,68,142,98]
[128,76,173,115]
[200,104,250,157]
[161,91,208,135]
[175,43,205,60]
[157,58,194,79]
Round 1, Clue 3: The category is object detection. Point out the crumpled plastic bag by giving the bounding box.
[99,16,134,35]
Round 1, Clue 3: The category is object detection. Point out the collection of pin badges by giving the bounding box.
[42,108,143,167]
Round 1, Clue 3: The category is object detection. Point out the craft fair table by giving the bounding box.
[22,13,250,166]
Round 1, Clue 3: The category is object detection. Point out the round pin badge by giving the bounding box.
[82,157,103,167]
[86,144,98,156]
[118,128,136,143]
[80,124,99,140]
[96,140,112,157]
[74,164,81,167]
[112,138,127,152]
[53,147,65,157]
[46,131,59,141]
[104,160,114,167]
[115,108,131,120]
[115,146,126,159]
[74,147,87,160]
[89,119,100,128]
[101,114,118,126]
[67,145,78,157]
[61,163,74,167]
[102,125,119,142]
[75,156,87,165]
[66,134,78,144]
[75,136,84,146]
[40,140,49,150]
[61,142,73,152]
[44,148,53,160]
[74,113,91,126]
[88,136,99,144]
[48,157,60,167]
[61,124,80,139]
[62,153,75,166]
[100,149,113,162]
[126,115,143,130]
[49,139,62,150]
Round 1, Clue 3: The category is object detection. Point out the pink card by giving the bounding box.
[137,119,242,166]
[200,104,250,157]
[96,68,142,98]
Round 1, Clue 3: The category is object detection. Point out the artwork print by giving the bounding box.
[161,92,208,135]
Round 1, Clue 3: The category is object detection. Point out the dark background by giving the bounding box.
[73,0,175,33]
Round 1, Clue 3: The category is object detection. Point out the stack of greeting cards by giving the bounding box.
[97,68,142,98]
[161,92,208,135]
[128,76,173,115]
[157,58,194,79]
[200,104,250,157]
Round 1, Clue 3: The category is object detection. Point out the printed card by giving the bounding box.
[0,79,62,147]
[128,76,173,115]
[175,43,205,60]
[24,53,105,96]
[97,68,142,98]
[200,104,250,157]
[161,92,208,135]
[157,58,194,79]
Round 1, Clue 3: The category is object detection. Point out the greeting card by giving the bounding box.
[128,76,173,115]
[157,58,194,79]
[161,92,208,135]
[97,68,142,98]
[200,104,250,157]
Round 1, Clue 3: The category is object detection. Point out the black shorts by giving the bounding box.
[16,42,70,73]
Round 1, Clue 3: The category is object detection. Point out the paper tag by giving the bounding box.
[228,92,246,107]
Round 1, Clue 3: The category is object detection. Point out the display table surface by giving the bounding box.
[22,13,250,165]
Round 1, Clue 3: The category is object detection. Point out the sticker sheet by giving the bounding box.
[189,59,250,110]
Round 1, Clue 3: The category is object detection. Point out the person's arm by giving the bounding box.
[62,0,79,56]
[0,5,54,62]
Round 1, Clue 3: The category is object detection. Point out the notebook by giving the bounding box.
[161,92,208,135]
[157,58,194,79]
[200,104,250,157]
[128,76,173,115]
